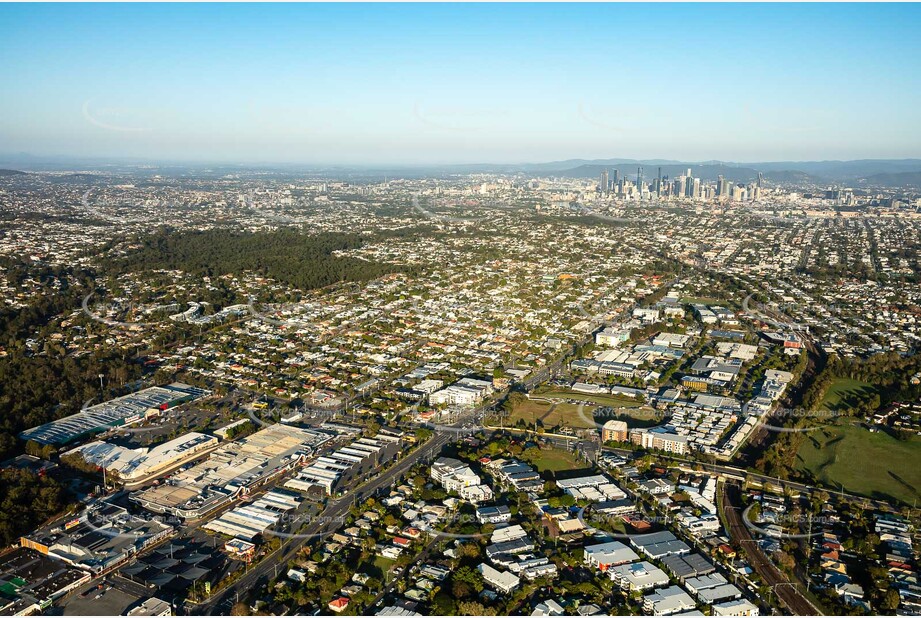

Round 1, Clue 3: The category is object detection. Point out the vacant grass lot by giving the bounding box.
[526,447,582,473]
[508,399,553,426]
[795,420,921,505]
[541,403,597,430]
[506,400,597,430]
[508,397,661,433]
[679,296,724,306]
[600,406,665,428]
[536,389,645,408]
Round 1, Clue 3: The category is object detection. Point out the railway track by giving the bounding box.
[719,482,822,616]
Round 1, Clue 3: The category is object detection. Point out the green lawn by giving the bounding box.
[603,406,664,428]
[526,447,582,473]
[679,296,724,306]
[510,396,659,432]
[508,399,552,426]
[541,403,598,430]
[372,556,396,580]
[820,377,877,412]
[795,420,921,505]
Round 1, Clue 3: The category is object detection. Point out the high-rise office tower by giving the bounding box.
[718,175,730,199]
[757,172,764,189]
[657,167,662,198]
[692,178,700,199]
[637,167,643,195]
[612,169,619,187]
[600,169,609,193]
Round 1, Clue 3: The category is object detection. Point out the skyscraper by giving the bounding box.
[657,167,662,198]
[600,169,609,193]
[717,175,730,199]
[636,167,643,195]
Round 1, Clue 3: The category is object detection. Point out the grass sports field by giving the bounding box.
[819,377,877,412]
[794,377,917,505]
[795,420,921,505]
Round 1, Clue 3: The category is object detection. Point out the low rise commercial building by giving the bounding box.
[583,541,639,571]
[127,598,172,616]
[608,561,670,592]
[643,585,697,615]
[21,501,173,575]
[712,599,760,616]
[63,432,218,484]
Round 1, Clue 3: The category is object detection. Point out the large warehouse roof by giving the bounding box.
[19,383,209,446]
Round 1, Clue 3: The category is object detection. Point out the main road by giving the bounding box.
[186,414,466,615]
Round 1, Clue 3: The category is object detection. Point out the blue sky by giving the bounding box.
[1,3,920,165]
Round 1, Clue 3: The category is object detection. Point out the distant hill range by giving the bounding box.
[860,171,921,188]
[514,158,921,186]
[0,169,28,176]
[401,158,921,186]
[540,162,814,185]
[2,153,920,187]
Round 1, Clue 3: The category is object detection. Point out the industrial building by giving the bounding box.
[131,423,332,519]
[203,490,301,541]
[285,433,402,496]
[661,552,717,582]
[19,383,209,446]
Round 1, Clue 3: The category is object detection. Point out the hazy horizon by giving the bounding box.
[5,151,921,171]
[2,3,921,165]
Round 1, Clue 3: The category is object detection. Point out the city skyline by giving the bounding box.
[2,3,921,165]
